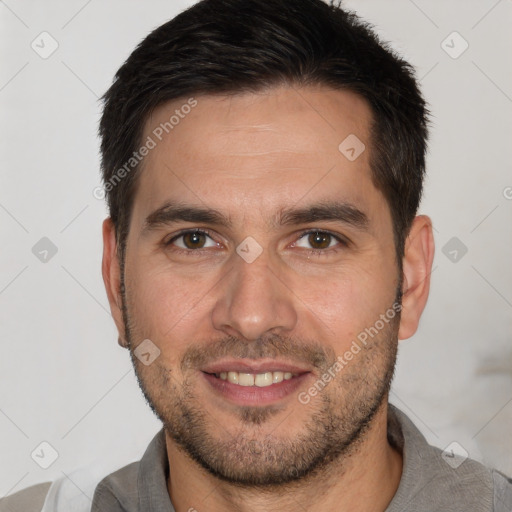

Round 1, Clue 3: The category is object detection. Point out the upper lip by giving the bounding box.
[201,358,312,375]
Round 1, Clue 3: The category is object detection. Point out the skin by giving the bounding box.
[102,84,435,512]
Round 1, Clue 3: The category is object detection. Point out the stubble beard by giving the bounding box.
[120,271,401,488]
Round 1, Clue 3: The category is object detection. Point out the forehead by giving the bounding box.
[131,85,385,232]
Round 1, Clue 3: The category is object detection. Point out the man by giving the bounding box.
[2,0,511,510]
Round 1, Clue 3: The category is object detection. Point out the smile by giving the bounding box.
[209,371,298,387]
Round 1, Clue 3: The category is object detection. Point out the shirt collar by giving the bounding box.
[137,427,175,511]
[135,402,422,511]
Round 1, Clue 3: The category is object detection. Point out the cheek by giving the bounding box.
[290,264,395,347]
[127,262,210,343]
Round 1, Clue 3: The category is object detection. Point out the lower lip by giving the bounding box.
[202,372,311,406]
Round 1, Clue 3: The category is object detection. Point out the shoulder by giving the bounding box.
[0,460,141,512]
[492,469,512,512]
[411,449,512,511]
[387,404,512,511]
[91,461,140,511]
[0,481,52,512]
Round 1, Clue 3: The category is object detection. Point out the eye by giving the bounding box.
[293,230,348,254]
[165,229,219,251]
[163,228,348,256]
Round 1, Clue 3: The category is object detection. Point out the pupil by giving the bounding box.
[184,232,205,249]
[310,232,330,249]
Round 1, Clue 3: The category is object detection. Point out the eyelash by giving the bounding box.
[164,228,348,257]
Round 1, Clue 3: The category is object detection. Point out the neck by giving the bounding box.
[166,400,402,512]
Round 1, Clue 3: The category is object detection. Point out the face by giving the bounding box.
[118,85,402,485]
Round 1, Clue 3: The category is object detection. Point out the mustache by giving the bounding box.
[180,333,337,373]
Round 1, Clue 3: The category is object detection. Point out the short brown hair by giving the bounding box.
[99,0,429,270]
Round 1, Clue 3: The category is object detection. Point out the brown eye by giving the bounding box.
[166,230,218,251]
[294,230,347,254]
[307,231,332,249]
[182,231,207,249]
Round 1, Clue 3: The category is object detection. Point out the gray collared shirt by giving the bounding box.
[90,403,512,511]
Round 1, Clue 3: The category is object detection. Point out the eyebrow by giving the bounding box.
[278,201,369,231]
[140,200,370,235]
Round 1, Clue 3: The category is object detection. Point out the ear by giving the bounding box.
[398,215,435,340]
[101,218,128,348]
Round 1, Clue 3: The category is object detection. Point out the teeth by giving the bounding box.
[216,370,297,387]
[273,372,284,384]
[254,372,273,387]
[238,373,254,386]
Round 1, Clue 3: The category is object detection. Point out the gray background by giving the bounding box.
[1,0,511,497]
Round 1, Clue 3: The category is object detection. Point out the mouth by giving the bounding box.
[205,370,299,387]
[200,359,312,405]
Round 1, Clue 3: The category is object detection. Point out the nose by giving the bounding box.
[211,248,298,341]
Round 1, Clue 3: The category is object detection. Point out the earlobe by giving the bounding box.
[101,218,128,348]
[398,215,435,341]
